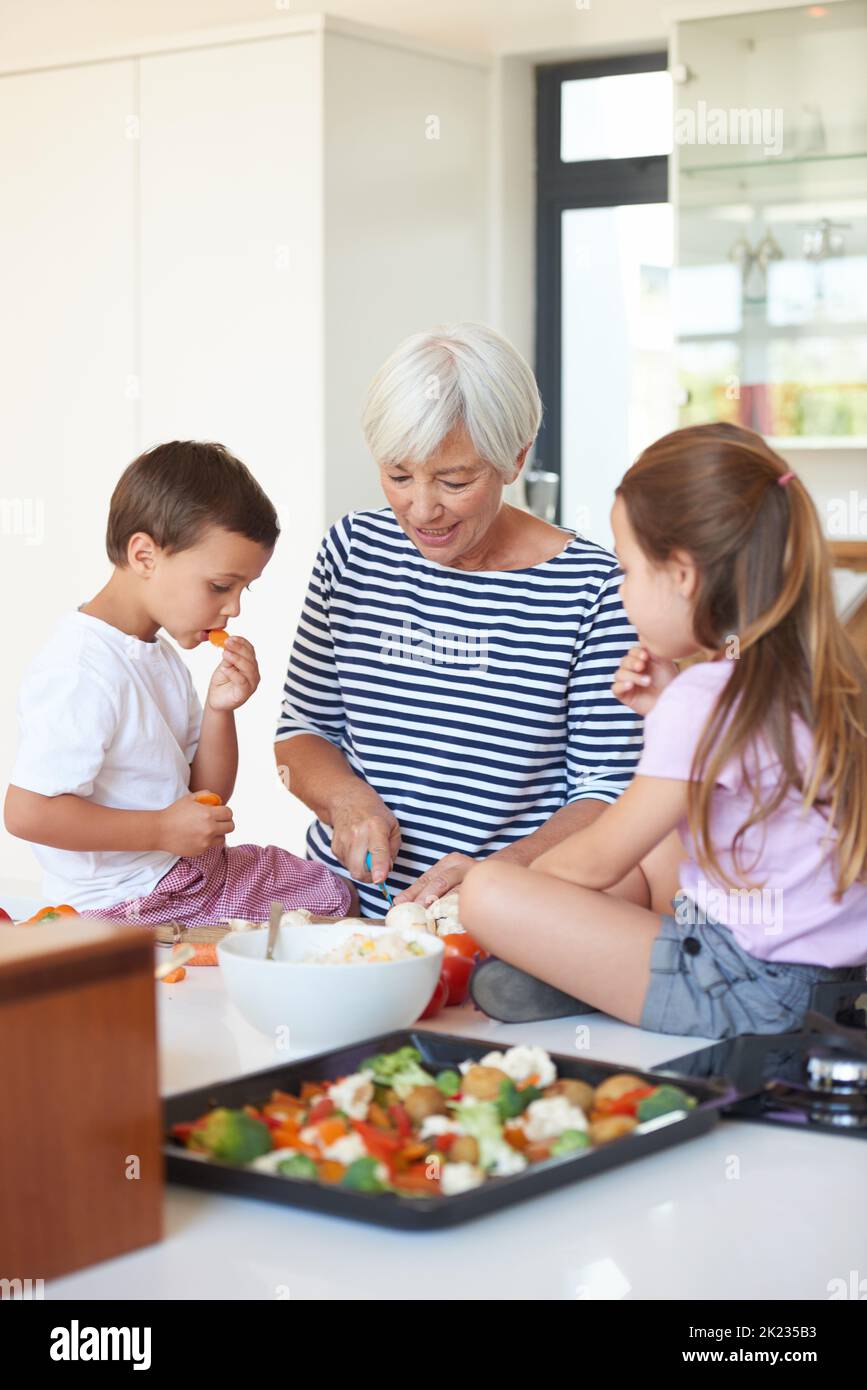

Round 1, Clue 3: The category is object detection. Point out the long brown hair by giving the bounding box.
[616,422,867,897]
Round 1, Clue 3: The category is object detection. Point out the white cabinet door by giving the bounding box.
[139,35,323,534]
[0,60,138,883]
[139,35,326,856]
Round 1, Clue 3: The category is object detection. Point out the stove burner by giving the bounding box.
[806,1049,867,1095]
[759,1042,867,1131]
[653,981,867,1140]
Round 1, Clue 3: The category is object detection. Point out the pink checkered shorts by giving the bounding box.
[79,843,352,927]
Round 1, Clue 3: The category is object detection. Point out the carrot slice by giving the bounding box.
[317,1160,346,1184]
[159,966,186,984]
[194,792,222,806]
[208,629,229,648]
[174,942,218,966]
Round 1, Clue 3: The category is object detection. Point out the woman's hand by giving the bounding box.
[207,636,260,713]
[330,790,401,884]
[612,643,678,717]
[392,852,476,909]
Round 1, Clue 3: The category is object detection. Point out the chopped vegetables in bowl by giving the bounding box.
[216,924,443,1050]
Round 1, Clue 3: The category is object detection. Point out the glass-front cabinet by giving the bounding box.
[672,0,867,447]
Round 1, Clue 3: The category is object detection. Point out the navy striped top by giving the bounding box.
[276,508,643,916]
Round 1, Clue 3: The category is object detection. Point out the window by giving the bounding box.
[536,53,673,544]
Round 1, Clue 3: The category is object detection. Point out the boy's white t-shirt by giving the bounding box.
[10,611,203,910]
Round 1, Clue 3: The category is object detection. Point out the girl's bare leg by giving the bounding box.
[460,832,689,1027]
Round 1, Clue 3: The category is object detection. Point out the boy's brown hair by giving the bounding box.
[106,441,280,565]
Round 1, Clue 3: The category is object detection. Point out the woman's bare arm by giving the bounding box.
[530,776,688,888]
[274,734,375,824]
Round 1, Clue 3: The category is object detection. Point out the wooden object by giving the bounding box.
[0,918,163,1281]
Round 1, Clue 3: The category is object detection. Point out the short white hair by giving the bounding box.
[361,322,542,477]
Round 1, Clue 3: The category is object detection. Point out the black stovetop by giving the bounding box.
[653,980,867,1139]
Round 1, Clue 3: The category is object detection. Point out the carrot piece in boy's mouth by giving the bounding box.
[208,629,229,647]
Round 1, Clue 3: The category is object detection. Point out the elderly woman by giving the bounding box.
[274,323,643,917]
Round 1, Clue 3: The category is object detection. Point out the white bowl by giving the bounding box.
[217,921,444,1052]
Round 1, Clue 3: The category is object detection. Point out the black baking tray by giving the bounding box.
[163,1029,734,1230]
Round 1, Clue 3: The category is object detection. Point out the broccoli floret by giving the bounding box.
[277,1153,318,1180]
[636,1085,697,1123]
[360,1046,435,1097]
[190,1108,272,1163]
[341,1157,388,1192]
[550,1129,590,1156]
[496,1077,541,1120]
[435,1069,462,1098]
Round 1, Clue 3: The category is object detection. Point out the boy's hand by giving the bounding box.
[612,643,679,716]
[157,793,234,857]
[207,635,260,712]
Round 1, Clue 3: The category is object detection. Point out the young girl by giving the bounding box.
[4,441,354,927]
[461,423,867,1038]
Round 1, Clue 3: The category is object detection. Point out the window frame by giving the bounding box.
[535,51,670,520]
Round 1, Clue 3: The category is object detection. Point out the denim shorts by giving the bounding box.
[639,899,867,1040]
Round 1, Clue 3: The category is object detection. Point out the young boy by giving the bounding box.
[4,440,354,925]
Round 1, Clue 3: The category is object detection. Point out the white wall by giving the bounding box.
[137,31,327,865]
[0,60,139,890]
[0,18,492,890]
[322,29,490,519]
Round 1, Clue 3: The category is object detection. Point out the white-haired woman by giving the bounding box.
[274,323,643,918]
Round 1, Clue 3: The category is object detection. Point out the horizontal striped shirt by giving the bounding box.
[276,507,643,915]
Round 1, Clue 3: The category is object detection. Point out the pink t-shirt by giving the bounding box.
[637,658,867,967]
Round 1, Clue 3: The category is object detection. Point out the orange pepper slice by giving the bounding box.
[316,1116,348,1148]
[194,792,222,806]
[208,629,229,648]
[392,1162,440,1193]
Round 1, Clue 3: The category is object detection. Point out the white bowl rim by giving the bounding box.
[216,923,445,972]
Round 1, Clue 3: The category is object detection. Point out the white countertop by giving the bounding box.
[48,965,867,1301]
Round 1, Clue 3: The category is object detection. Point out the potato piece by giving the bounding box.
[543,1078,595,1114]
[593,1073,646,1105]
[449,1135,480,1165]
[589,1115,638,1145]
[403,1085,448,1123]
[461,1064,509,1101]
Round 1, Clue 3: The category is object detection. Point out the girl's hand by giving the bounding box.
[612,643,679,716]
[207,636,260,712]
[157,793,234,857]
[330,792,402,884]
[392,852,476,909]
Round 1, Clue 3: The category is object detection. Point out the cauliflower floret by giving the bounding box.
[322,1132,368,1165]
[327,1071,374,1120]
[280,909,313,927]
[523,1095,588,1142]
[248,1147,303,1173]
[488,1143,528,1177]
[440,1161,485,1196]
[480,1045,557,1089]
[419,1114,464,1140]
